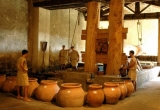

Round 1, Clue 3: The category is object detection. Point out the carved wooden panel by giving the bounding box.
[95,38,108,54]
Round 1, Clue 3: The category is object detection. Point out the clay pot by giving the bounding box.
[35,80,59,102]
[86,84,104,107]
[0,74,6,90]
[2,76,17,93]
[103,82,121,104]
[56,83,85,107]
[124,80,134,97]
[21,78,39,97]
[118,82,127,100]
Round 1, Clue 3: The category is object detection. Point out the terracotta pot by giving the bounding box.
[118,82,127,100]
[2,76,17,93]
[35,80,59,102]
[124,80,134,97]
[86,84,104,107]
[103,82,121,104]
[21,78,39,97]
[56,83,85,107]
[0,74,6,90]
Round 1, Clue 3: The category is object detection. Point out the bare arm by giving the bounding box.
[124,59,135,69]
[77,51,79,61]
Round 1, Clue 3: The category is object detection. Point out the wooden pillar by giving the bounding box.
[157,18,160,66]
[106,0,124,75]
[84,1,100,72]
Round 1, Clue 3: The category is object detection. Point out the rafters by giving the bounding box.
[32,0,160,20]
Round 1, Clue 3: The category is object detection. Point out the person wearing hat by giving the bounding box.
[59,45,68,70]
[70,46,79,70]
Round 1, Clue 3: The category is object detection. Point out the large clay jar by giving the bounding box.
[22,78,39,97]
[118,82,127,100]
[35,80,59,102]
[0,74,6,90]
[124,80,134,97]
[56,83,85,107]
[86,84,104,107]
[103,82,121,104]
[2,76,17,93]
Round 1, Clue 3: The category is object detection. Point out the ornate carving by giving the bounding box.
[95,38,108,54]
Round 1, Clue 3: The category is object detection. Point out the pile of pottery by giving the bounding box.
[0,75,134,108]
[85,79,134,107]
[0,76,39,97]
[0,74,6,90]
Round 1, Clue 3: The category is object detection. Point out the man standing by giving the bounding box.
[59,45,68,70]
[123,50,137,92]
[70,46,79,70]
[16,50,31,102]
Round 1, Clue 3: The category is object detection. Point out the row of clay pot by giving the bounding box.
[86,80,134,107]
[0,75,134,108]
[0,75,39,97]
[0,74,6,89]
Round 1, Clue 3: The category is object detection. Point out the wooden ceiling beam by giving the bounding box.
[125,0,158,3]
[135,2,141,14]
[44,4,86,10]
[125,4,135,13]
[144,1,160,6]
[33,0,157,7]
[33,0,92,7]
[84,12,160,20]
[98,12,160,20]
[140,4,151,13]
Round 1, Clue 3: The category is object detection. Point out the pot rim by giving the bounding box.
[61,83,82,88]
[89,84,102,89]
[40,80,57,85]
[107,81,125,84]
[29,78,38,82]
[6,76,17,80]
[0,74,6,77]
[104,82,119,87]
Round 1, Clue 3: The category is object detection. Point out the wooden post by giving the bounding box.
[106,0,124,75]
[157,18,160,66]
[84,1,100,72]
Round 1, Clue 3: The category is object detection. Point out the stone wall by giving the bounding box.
[49,9,86,63]
[0,0,28,73]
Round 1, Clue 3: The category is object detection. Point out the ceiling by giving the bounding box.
[32,0,160,20]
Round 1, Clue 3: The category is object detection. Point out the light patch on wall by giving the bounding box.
[99,19,158,56]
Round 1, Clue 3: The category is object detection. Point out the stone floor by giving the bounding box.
[0,77,160,110]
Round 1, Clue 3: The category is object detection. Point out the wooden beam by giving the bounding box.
[33,0,92,7]
[43,4,86,10]
[125,5,135,13]
[140,4,151,13]
[135,2,140,14]
[99,12,160,20]
[125,0,157,2]
[81,28,128,40]
[106,0,124,75]
[84,1,100,72]
[82,34,127,40]
[81,54,127,64]
[144,1,160,6]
